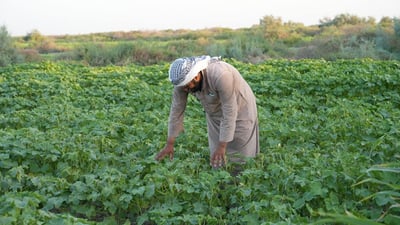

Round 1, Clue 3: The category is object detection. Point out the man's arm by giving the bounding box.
[168,86,188,138]
[214,70,238,143]
[156,87,188,161]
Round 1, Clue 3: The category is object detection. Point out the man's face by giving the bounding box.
[183,72,202,93]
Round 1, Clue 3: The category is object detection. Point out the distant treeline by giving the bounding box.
[1,14,400,66]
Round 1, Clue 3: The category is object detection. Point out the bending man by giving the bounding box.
[155,56,259,168]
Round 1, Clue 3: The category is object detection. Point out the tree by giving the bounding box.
[378,17,393,28]
[259,15,288,40]
[23,29,45,42]
[319,14,375,27]
[23,29,57,53]
[0,25,19,66]
[394,18,400,37]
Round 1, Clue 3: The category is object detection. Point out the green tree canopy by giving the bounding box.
[319,13,376,27]
[0,25,19,66]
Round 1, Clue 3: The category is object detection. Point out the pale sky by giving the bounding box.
[1,0,399,36]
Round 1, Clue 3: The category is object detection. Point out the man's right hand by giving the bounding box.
[155,145,174,161]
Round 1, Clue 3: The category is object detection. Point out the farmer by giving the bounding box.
[155,55,259,169]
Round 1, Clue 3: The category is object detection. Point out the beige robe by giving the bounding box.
[168,61,259,162]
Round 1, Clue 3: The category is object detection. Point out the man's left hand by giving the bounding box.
[210,142,227,168]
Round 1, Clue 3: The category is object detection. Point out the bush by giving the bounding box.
[0,25,21,66]
[72,42,172,66]
[18,49,42,62]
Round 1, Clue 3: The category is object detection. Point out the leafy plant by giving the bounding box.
[0,59,399,224]
[0,25,21,66]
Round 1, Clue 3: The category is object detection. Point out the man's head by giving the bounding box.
[168,55,210,87]
[183,71,203,93]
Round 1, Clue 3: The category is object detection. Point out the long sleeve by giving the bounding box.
[168,86,188,138]
[214,71,238,142]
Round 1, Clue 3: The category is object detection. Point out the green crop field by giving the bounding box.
[0,59,399,225]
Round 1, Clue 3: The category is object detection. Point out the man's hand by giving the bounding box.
[210,142,227,168]
[155,145,174,161]
[155,137,175,161]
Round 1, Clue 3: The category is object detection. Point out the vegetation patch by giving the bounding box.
[0,59,399,224]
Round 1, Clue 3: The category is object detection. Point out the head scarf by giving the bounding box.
[169,55,211,86]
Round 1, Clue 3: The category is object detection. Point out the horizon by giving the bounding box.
[1,0,399,36]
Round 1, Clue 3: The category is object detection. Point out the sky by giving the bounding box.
[1,0,399,36]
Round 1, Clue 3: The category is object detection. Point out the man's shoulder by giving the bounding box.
[207,61,232,73]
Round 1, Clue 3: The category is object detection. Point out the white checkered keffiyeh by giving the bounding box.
[168,55,211,86]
